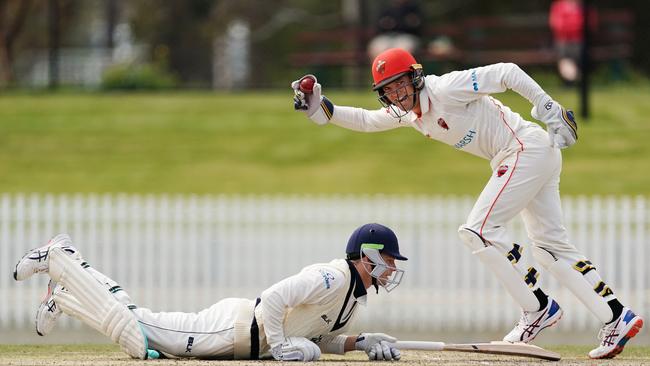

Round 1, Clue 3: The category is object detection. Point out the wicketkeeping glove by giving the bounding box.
[531,99,578,149]
[355,333,401,361]
[271,336,321,362]
[291,75,334,125]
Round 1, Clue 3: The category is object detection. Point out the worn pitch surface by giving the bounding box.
[1,345,649,366]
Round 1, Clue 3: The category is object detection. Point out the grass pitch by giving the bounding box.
[0,344,649,365]
[0,86,649,195]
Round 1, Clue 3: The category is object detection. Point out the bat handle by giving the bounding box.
[392,341,445,351]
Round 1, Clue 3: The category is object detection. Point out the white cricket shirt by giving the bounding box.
[331,63,551,168]
[256,259,367,357]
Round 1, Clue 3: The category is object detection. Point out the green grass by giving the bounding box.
[0,87,649,194]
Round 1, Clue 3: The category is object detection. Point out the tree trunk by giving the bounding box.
[0,36,11,87]
[0,0,33,88]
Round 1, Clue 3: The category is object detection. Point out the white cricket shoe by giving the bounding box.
[589,308,644,359]
[35,279,64,336]
[503,299,563,343]
[13,234,79,281]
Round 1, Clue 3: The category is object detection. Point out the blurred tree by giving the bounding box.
[3,0,644,89]
[0,0,83,88]
[129,0,218,87]
[125,0,344,88]
[106,0,117,48]
[210,0,342,88]
[619,0,650,80]
[0,0,33,87]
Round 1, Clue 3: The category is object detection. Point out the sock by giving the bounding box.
[533,288,549,311]
[606,299,624,324]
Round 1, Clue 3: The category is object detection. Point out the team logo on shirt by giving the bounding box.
[437,118,449,130]
[319,269,335,289]
[471,69,479,91]
[321,314,332,324]
[497,165,509,177]
[454,129,477,149]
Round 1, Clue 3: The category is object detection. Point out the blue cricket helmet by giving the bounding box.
[345,223,408,261]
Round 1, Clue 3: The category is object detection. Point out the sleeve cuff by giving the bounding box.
[320,334,347,355]
[308,96,334,125]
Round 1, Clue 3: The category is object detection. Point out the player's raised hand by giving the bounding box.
[355,333,401,361]
[531,100,578,149]
[291,75,333,125]
[291,75,317,111]
[271,336,321,362]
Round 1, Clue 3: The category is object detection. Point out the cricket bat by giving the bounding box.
[393,340,561,361]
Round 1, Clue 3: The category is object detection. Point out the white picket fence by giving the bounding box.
[0,194,648,335]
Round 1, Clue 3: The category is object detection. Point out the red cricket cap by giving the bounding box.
[371,48,419,91]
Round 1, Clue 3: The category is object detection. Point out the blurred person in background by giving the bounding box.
[292,48,643,360]
[549,0,598,85]
[14,224,407,362]
[367,0,423,61]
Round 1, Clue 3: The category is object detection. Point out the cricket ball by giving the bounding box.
[299,76,316,94]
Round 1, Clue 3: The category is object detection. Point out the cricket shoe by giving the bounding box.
[14,233,80,281]
[35,279,65,336]
[589,308,644,359]
[503,299,563,343]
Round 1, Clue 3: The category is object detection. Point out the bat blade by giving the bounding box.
[394,340,560,361]
[443,341,561,361]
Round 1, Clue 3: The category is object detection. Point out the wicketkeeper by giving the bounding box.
[292,48,643,359]
[14,223,406,361]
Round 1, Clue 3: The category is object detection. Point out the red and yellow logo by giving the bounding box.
[376,60,386,75]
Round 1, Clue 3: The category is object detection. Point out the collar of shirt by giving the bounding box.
[346,259,368,305]
[418,84,432,116]
[401,85,432,123]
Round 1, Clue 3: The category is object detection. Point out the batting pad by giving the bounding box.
[55,290,102,333]
[459,228,540,312]
[85,266,134,306]
[48,247,148,359]
[533,247,613,323]
[473,246,540,312]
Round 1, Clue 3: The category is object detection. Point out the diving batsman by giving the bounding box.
[14,223,407,361]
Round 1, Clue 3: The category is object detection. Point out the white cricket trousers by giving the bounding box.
[133,298,254,359]
[464,127,580,258]
[461,127,620,322]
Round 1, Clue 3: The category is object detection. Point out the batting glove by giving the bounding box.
[271,336,321,362]
[355,333,401,361]
[531,99,578,149]
[291,75,334,125]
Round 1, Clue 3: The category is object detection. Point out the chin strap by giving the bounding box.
[370,263,379,294]
[411,92,418,113]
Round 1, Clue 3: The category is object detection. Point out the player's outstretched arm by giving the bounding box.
[489,63,578,149]
[290,75,404,132]
[260,267,345,361]
[270,336,321,362]
[437,63,578,149]
[531,99,578,149]
[291,74,334,125]
[319,333,401,360]
[354,332,401,361]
